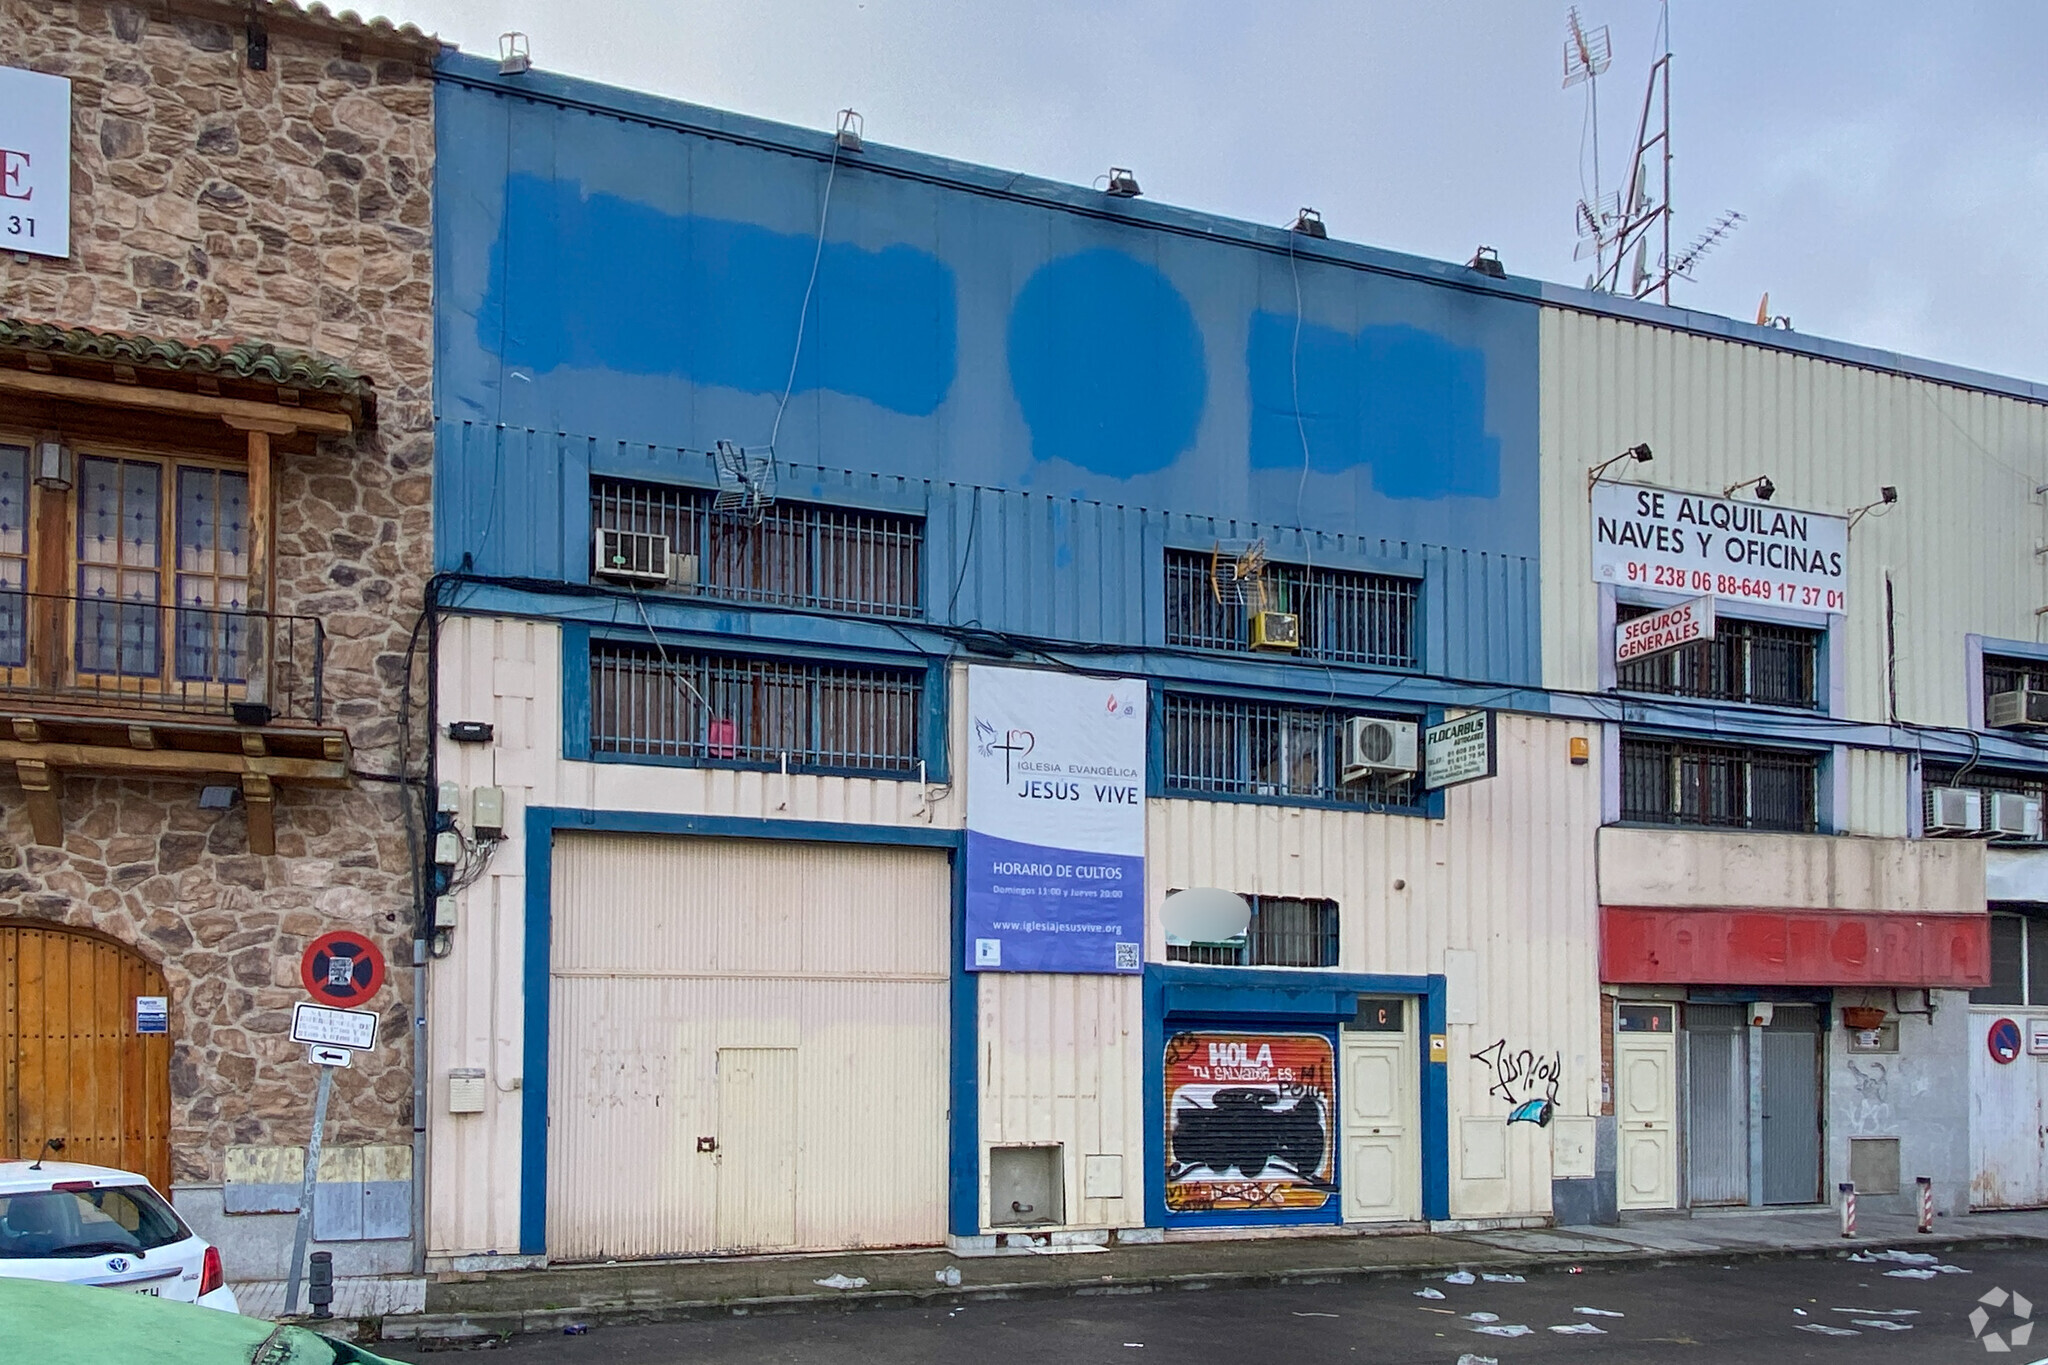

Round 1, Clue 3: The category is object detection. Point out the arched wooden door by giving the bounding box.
[2,924,172,1190]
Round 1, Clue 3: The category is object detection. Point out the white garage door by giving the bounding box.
[547,833,950,1259]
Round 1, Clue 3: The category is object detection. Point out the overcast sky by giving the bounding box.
[393,0,2048,384]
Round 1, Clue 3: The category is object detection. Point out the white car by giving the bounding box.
[0,1160,238,1312]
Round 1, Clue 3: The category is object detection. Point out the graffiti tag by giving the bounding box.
[1471,1038,1561,1126]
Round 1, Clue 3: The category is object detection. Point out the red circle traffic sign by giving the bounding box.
[1988,1017,2024,1065]
[301,931,386,1008]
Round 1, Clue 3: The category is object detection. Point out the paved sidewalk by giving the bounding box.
[363,1206,2048,1345]
[231,1274,425,1325]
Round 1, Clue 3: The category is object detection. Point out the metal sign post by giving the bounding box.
[282,985,379,1316]
[283,1063,336,1317]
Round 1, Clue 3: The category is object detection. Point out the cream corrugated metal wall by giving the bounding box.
[1541,310,2048,739]
[1147,713,1602,1219]
[1842,748,1911,838]
[428,618,960,1259]
[547,834,949,1259]
[977,975,1143,1230]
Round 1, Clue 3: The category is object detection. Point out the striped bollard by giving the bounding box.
[1839,1182,1857,1238]
[1917,1177,1934,1234]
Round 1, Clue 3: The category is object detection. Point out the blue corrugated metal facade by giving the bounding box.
[432,54,1542,692]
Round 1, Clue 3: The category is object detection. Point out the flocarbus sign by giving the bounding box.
[1591,482,1848,614]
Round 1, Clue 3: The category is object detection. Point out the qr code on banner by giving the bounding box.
[1114,942,1140,970]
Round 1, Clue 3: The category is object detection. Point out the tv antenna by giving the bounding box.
[1563,7,1614,280]
[1567,2,1739,304]
[711,440,776,525]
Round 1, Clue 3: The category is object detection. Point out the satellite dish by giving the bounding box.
[1162,887,1252,947]
[711,440,776,525]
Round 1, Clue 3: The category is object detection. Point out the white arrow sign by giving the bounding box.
[307,1044,353,1068]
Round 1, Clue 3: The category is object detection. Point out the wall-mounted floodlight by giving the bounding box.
[836,109,864,153]
[1468,246,1506,279]
[1587,442,1653,489]
[1103,167,1143,198]
[498,32,530,75]
[1291,208,1327,239]
[1847,484,1900,534]
[1724,475,1776,502]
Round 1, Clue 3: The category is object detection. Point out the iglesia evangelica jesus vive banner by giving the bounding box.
[964,665,1147,974]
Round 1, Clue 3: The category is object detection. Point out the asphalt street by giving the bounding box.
[387,1243,2048,1364]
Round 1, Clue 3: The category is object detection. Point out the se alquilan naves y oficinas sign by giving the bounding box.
[1591,482,1848,615]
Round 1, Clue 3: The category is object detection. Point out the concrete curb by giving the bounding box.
[378,1232,2048,1346]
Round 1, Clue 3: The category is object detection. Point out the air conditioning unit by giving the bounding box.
[593,528,670,584]
[1987,792,2045,841]
[1987,688,2048,730]
[1249,610,1300,651]
[1343,716,1418,780]
[1922,786,1983,836]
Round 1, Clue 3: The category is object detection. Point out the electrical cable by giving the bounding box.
[768,137,843,456]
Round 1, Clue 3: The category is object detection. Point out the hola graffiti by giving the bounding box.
[1164,1031,1336,1213]
[1471,1038,1561,1126]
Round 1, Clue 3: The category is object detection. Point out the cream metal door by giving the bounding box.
[1341,1005,1420,1222]
[1616,1026,1678,1210]
[715,1048,799,1249]
[1970,1009,2048,1209]
[547,834,951,1259]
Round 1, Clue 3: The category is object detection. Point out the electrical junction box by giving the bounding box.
[471,785,505,839]
[988,1145,1063,1227]
[434,830,461,867]
[447,1069,487,1115]
[436,780,460,815]
[434,895,458,931]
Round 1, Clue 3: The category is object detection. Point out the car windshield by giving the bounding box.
[0,1185,189,1258]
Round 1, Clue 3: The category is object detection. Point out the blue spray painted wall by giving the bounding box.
[433,55,1542,681]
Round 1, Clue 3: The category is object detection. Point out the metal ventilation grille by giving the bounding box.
[1164,549,1417,667]
[592,478,923,618]
[590,642,922,775]
[1163,694,1417,808]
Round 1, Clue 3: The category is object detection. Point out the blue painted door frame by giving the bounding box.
[515,807,974,1255]
[1142,964,1450,1229]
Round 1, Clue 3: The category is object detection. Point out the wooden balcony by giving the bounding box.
[0,591,350,853]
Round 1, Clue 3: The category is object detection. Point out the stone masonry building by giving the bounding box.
[0,0,437,1278]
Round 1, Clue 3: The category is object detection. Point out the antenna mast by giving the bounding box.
[1569,3,1737,304]
[1563,8,1614,283]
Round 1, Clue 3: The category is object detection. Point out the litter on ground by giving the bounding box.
[1463,1312,1501,1323]
[1292,1312,1339,1318]
[1874,1250,1937,1265]
[1549,1323,1606,1335]
[1470,1325,1535,1338]
[935,1266,962,1287]
[1482,1273,1526,1283]
[1831,1308,1918,1316]
[813,1274,869,1290]
[1573,1307,1625,1317]
[1935,1265,1972,1274]
[1852,1320,1914,1331]
[1415,1287,1447,1300]
[1455,1355,1500,1365]
[1884,1268,1937,1280]
[1798,1324,1860,1336]
[1445,1271,1477,1285]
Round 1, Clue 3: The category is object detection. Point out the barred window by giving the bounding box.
[1972,909,2048,1006]
[1615,604,1821,708]
[1167,894,1339,968]
[591,478,922,618]
[1164,549,1418,668]
[1620,735,1819,833]
[1984,654,2048,713]
[1163,693,1418,808]
[590,642,922,775]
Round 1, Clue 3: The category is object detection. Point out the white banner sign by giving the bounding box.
[290,1001,378,1051]
[0,65,72,260]
[965,665,1147,974]
[1616,594,1716,665]
[1591,482,1847,614]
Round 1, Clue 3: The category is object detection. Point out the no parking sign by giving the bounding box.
[1988,1017,2024,1065]
[300,931,386,1007]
